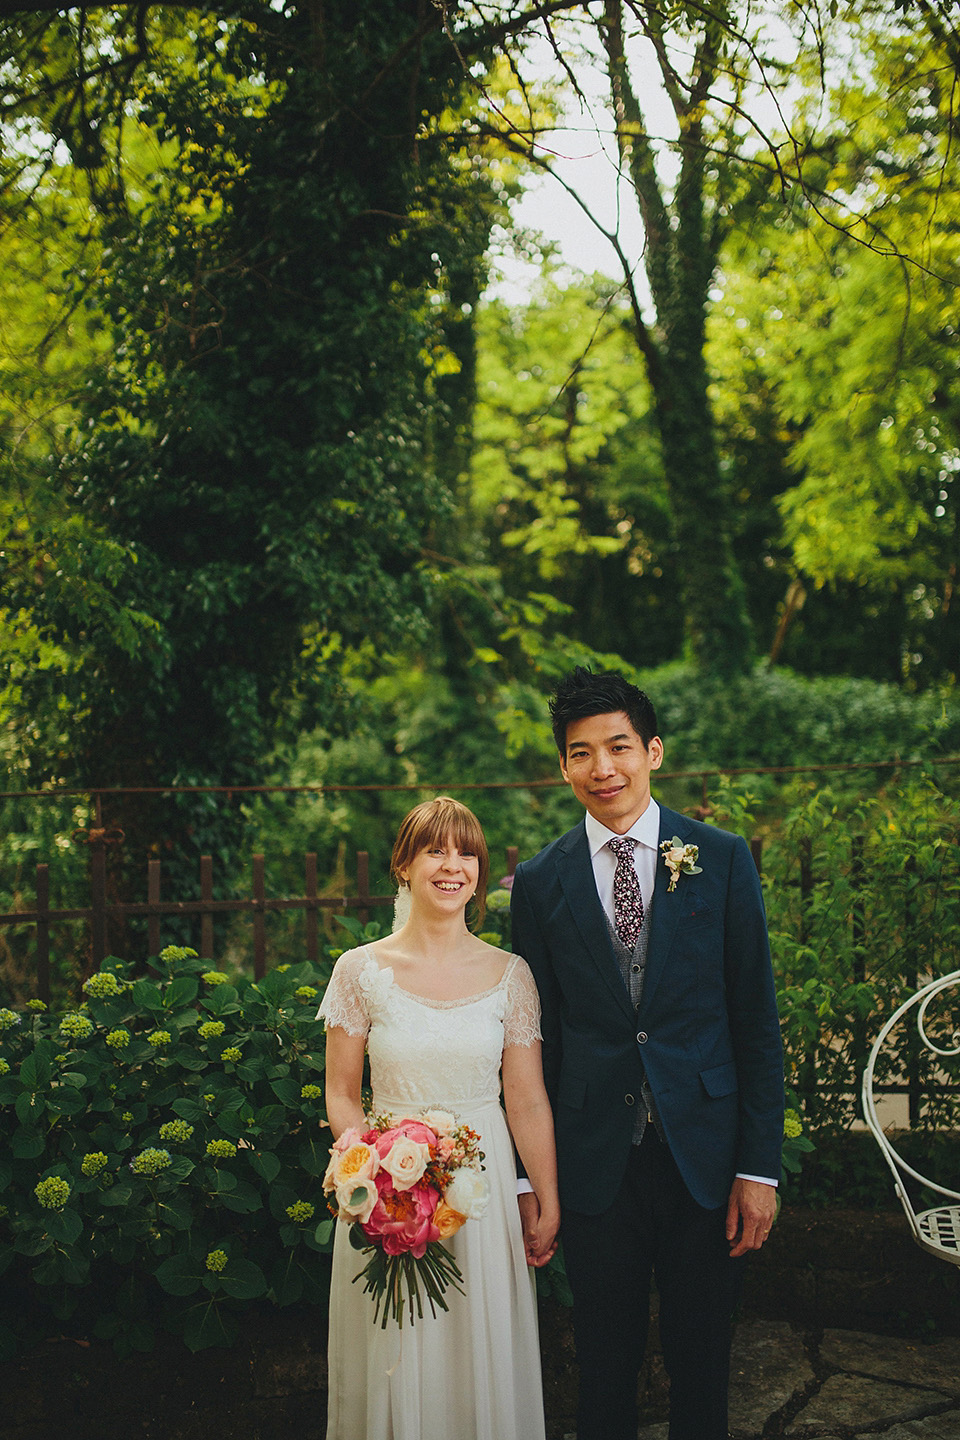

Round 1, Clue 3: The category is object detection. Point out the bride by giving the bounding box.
[318,796,560,1440]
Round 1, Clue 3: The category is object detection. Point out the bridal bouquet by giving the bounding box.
[322,1108,489,1328]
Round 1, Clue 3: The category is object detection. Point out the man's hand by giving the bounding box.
[519,1190,559,1268]
[725,1177,777,1258]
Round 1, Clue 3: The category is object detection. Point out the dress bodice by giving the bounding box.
[317,946,541,1109]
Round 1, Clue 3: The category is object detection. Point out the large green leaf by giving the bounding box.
[154,1252,204,1296]
[217,1257,267,1301]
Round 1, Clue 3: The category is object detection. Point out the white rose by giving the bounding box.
[380,1135,431,1191]
[420,1108,457,1137]
[336,1177,378,1224]
[445,1167,489,1221]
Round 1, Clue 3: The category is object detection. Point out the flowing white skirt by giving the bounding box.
[324,1096,546,1440]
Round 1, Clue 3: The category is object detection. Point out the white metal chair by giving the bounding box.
[861,968,960,1266]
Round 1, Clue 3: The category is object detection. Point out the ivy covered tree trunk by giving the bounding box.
[600,0,753,674]
[4,0,491,876]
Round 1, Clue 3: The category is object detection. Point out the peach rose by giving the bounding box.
[323,1140,380,1196]
[432,1200,467,1239]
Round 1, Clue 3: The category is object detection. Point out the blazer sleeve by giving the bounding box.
[722,834,784,1182]
[510,862,562,1106]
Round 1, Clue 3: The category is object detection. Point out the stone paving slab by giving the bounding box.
[862,1415,960,1439]
[786,1374,947,1435]
[730,1320,816,1434]
[820,1331,960,1395]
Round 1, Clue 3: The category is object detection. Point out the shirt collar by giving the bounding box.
[585,799,661,860]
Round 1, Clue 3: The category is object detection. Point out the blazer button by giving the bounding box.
[636,1031,648,1044]
[624,1093,636,1106]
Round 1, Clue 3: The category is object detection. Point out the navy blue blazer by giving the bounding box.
[510,803,784,1212]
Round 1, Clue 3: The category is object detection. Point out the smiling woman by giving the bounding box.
[316,794,560,1440]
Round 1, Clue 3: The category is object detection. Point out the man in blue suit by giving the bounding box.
[511,667,783,1440]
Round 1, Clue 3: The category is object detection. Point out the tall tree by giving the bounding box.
[1,2,495,870]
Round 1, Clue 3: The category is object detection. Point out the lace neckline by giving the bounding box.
[359,946,519,1010]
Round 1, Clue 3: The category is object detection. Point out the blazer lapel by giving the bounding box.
[641,805,696,1011]
[555,822,635,1022]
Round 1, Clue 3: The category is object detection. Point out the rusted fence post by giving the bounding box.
[252,855,266,980]
[36,864,50,1007]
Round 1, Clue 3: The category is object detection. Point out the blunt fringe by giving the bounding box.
[390,797,489,929]
[549,666,659,755]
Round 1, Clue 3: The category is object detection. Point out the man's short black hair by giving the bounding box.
[549,666,659,756]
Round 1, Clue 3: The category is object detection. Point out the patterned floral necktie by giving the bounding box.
[608,836,645,950]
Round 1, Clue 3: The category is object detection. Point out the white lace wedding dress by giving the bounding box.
[317,945,547,1440]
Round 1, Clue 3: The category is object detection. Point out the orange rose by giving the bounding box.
[432,1200,467,1238]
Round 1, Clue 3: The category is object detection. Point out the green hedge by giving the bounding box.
[0,946,336,1358]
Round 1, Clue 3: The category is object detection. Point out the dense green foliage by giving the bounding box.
[0,946,334,1357]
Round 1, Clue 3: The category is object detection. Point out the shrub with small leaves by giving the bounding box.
[0,947,332,1358]
[34,1176,71,1209]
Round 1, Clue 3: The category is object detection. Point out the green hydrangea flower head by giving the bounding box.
[27,998,47,1012]
[783,1109,803,1140]
[121,1112,134,1124]
[105,1028,130,1049]
[203,1093,215,1103]
[35,1176,71,1209]
[198,1021,226,1040]
[159,945,198,964]
[147,1030,172,1047]
[222,1047,242,1064]
[81,1152,109,1176]
[83,972,122,999]
[327,948,344,962]
[0,1008,22,1030]
[130,1148,172,1176]
[206,1249,228,1272]
[205,1139,236,1160]
[201,970,227,986]
[0,1059,10,1076]
[59,1013,94,1041]
[295,986,318,1001]
[276,964,291,973]
[159,1119,194,1144]
[300,1084,323,1101]
[285,1200,315,1223]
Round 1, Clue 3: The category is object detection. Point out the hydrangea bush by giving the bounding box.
[0,947,334,1357]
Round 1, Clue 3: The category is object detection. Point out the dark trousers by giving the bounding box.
[561,1128,744,1440]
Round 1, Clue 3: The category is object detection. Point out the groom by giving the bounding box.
[512,667,783,1440]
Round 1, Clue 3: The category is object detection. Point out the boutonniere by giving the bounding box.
[660,836,702,892]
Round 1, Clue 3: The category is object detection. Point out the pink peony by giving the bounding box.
[362,1176,440,1258]
[374,1119,437,1154]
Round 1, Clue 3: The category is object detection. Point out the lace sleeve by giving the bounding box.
[316,949,371,1039]
[502,956,542,1049]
